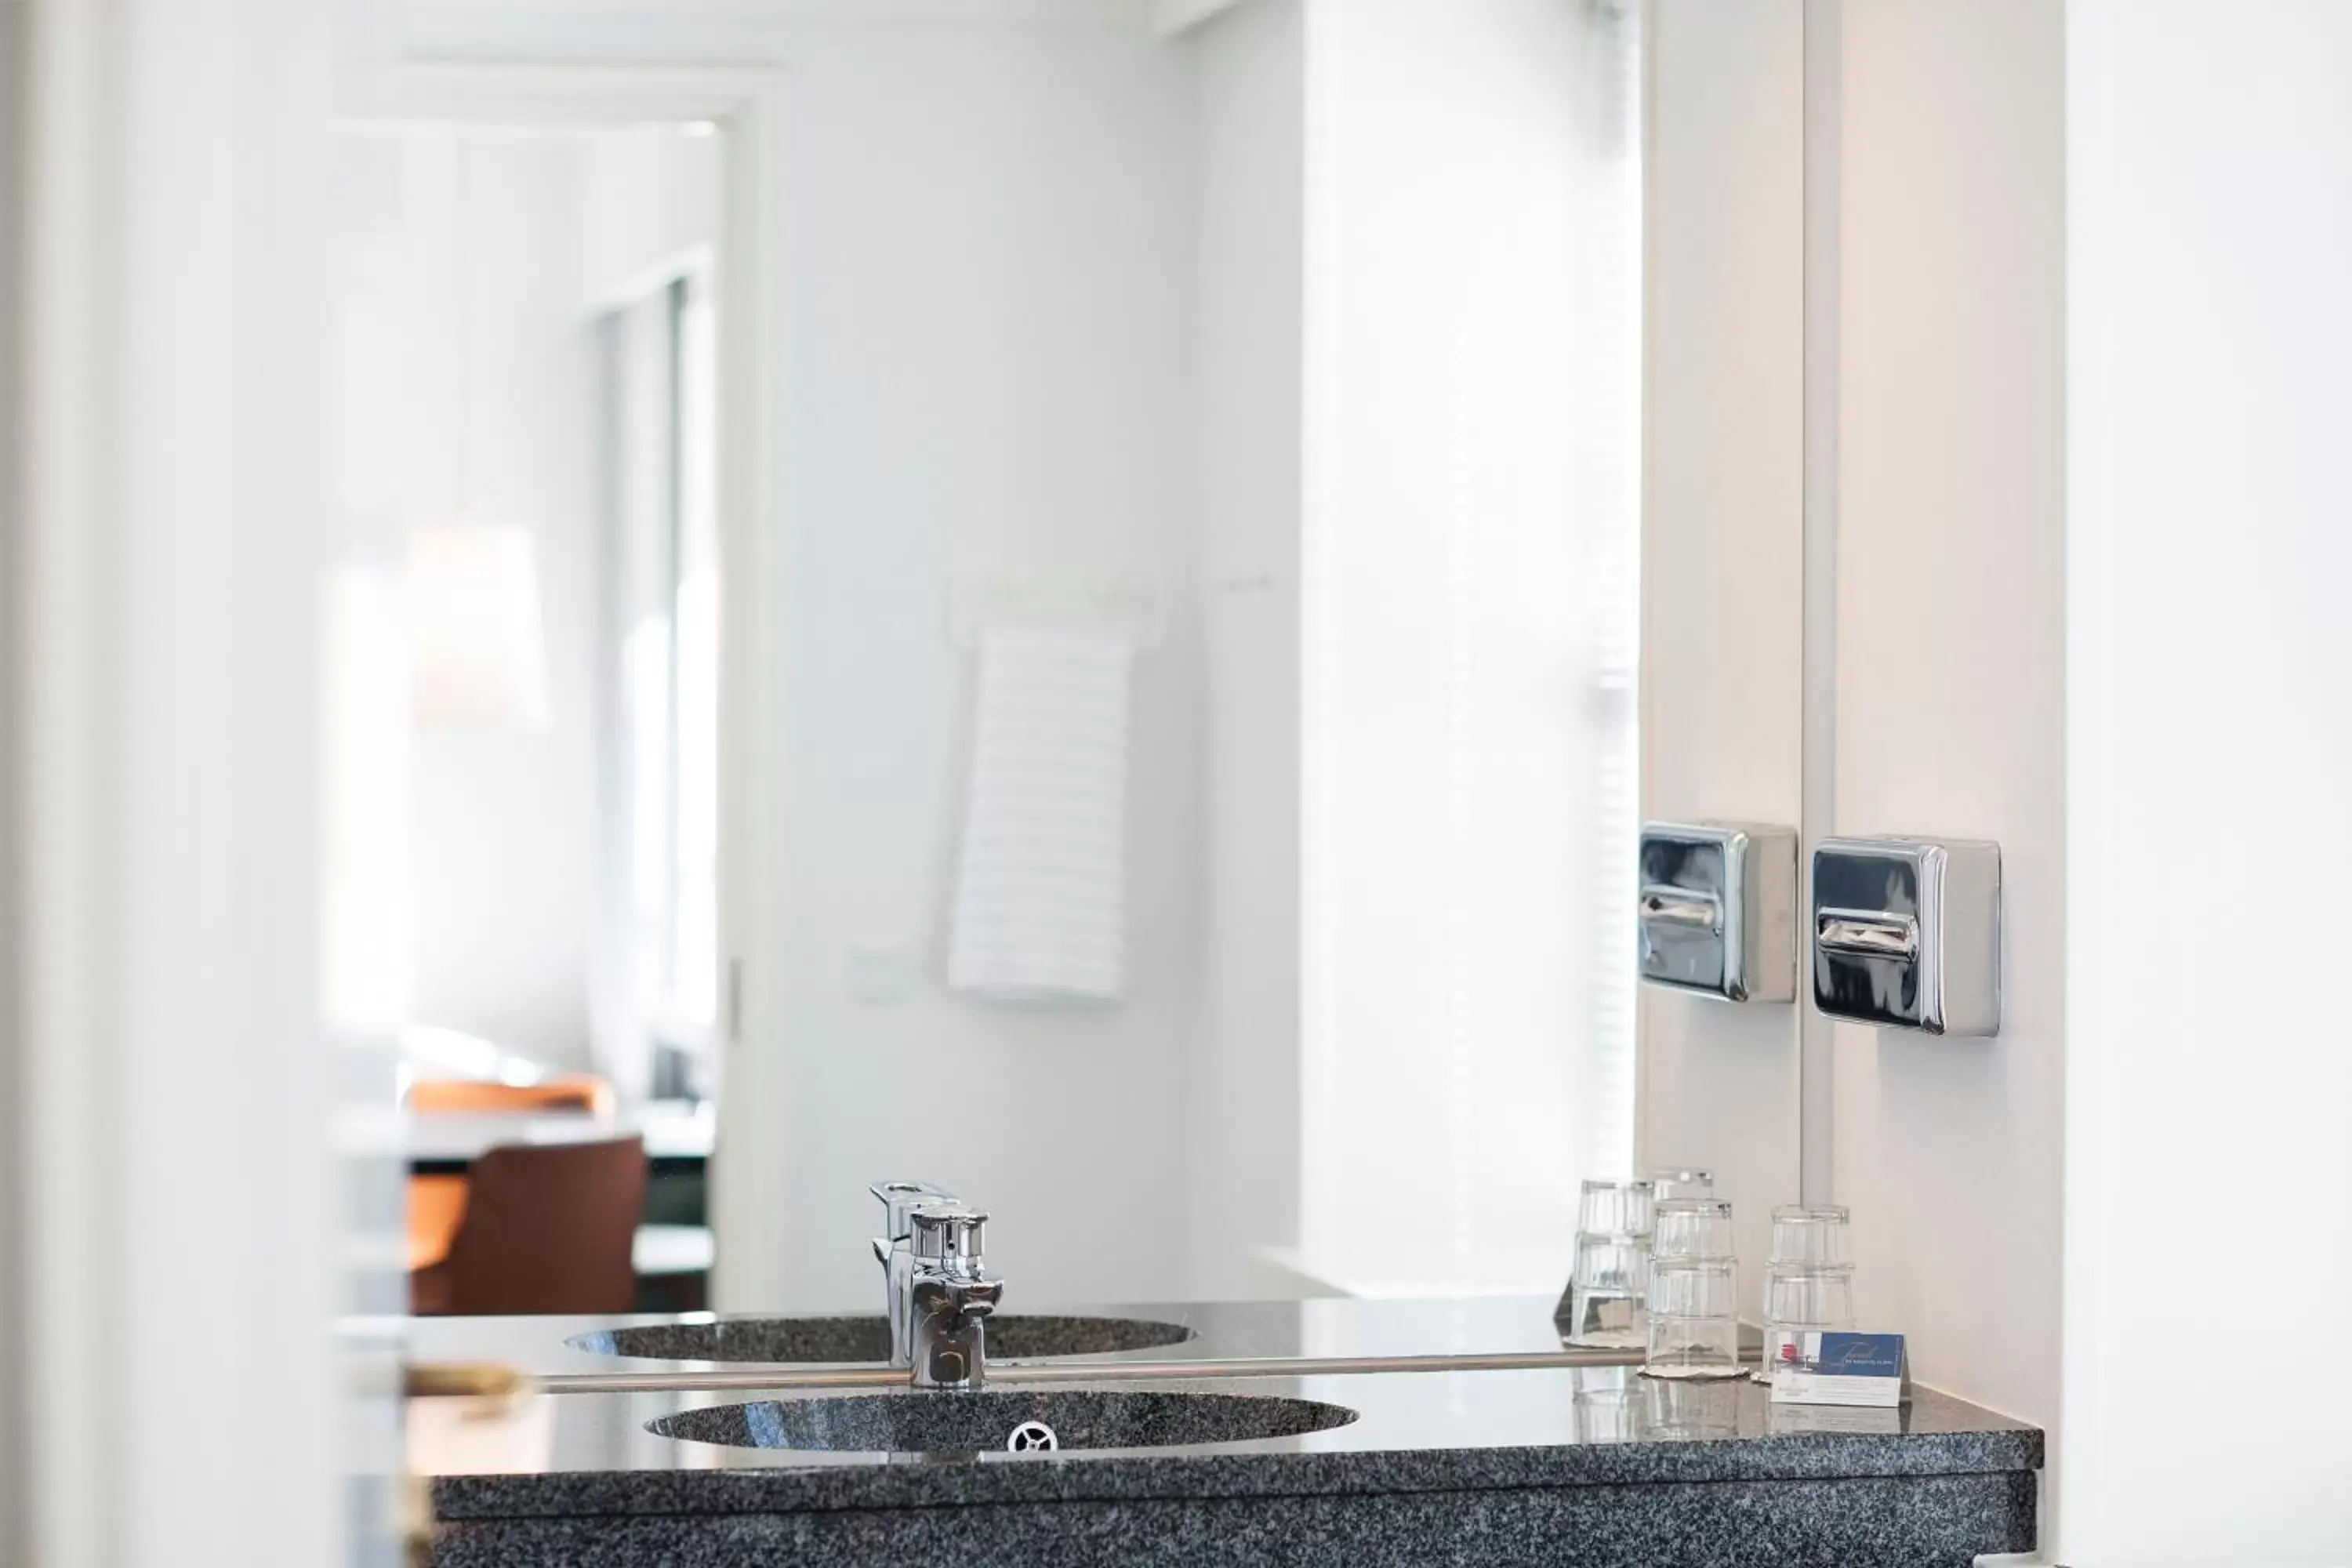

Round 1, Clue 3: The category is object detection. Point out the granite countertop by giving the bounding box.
[394,1296,2042,1523]
[394,1294,1617,1380]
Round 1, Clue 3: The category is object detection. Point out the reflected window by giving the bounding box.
[601,269,720,1094]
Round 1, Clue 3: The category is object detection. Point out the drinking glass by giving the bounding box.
[1646,1254,1739,1319]
[1561,1231,1650,1348]
[1762,1263,1856,1326]
[1643,1254,1743,1380]
[1577,1178,1656,1237]
[1643,1315,1744,1381]
[1767,1204,1851,1268]
[1758,1262,1857,1385]
[1651,1198,1736,1261]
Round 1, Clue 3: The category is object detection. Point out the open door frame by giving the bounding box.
[343,62,793,1315]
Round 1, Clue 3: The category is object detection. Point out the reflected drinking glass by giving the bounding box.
[1650,1167,1715,1203]
[1577,1178,1656,1238]
[1639,1373,1743,1437]
[1767,1204,1851,1268]
[1572,1367,1639,1443]
[1651,1198,1736,1261]
[1563,1231,1651,1348]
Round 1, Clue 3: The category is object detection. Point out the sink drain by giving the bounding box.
[1005,1420,1059,1453]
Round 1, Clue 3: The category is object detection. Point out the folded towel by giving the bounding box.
[948,625,1134,1004]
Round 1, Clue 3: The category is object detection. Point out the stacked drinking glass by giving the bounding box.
[1644,1196,1743,1379]
[1757,1204,1856,1385]
[1557,1178,1655,1348]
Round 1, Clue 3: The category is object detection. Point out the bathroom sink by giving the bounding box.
[568,1314,1194,1364]
[647,1388,1357,1453]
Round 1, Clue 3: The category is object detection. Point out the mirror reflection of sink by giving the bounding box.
[568,1315,1195,1364]
[647,1389,1357,1453]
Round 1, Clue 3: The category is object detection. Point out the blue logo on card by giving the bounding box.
[1814,1333,1904,1377]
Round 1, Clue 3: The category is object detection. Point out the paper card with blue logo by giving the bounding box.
[1767,1331,1908,1408]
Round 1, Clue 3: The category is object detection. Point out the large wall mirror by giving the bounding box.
[333,0,1803,1325]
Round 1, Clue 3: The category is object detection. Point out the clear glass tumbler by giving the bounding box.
[1762,1262,1856,1326]
[1644,1254,1743,1381]
[1767,1204,1851,1268]
[1643,1314,1744,1381]
[1758,1262,1857,1384]
[1577,1178,1656,1237]
[1646,1254,1739,1319]
[1651,1197,1736,1261]
[1561,1231,1651,1348]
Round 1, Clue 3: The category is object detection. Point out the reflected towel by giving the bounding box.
[948,626,1133,1004]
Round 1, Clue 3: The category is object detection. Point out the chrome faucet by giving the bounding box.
[906,1205,1003,1391]
[871,1181,959,1368]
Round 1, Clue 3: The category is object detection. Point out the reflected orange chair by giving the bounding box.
[405,1075,618,1269]
[409,1137,647,1315]
[408,1175,474,1273]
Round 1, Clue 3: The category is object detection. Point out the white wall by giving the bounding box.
[1830,0,2067,1436]
[1301,0,1640,1294]
[420,136,608,1072]
[341,125,718,1077]
[343,129,604,1069]
[754,23,1201,1310]
[1185,0,1306,1301]
[577,125,724,312]
[1638,0,1806,1301]
[2062,2,2352,1561]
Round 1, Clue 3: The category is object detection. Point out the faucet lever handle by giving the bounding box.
[871,1181,958,1240]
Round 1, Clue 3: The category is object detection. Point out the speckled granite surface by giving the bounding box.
[425,1373,2037,1519]
[434,1472,2035,1568]
[393,1295,1613,1379]
[568,1312,1196,1364]
[404,1298,2042,1566]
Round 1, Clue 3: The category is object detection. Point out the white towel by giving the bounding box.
[948,625,1134,1004]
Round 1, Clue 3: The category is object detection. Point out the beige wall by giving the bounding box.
[1639,0,1806,1301]
[1642,0,2067,1436]
[1829,0,2067,1432]
[0,2,22,1548]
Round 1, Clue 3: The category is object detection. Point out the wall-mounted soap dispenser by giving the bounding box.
[1809,837,2002,1036]
[1638,822,1797,1004]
